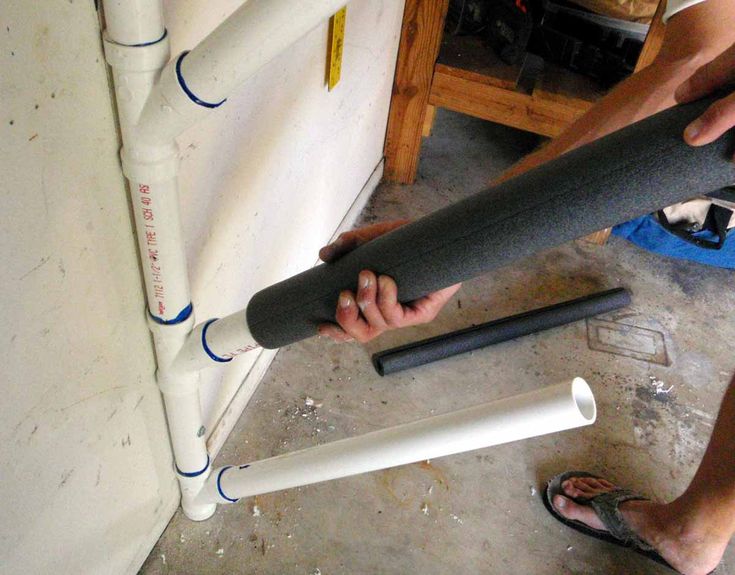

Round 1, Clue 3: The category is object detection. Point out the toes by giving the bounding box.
[553,495,586,521]
[561,479,582,498]
[576,478,603,495]
[562,478,594,498]
[585,478,608,490]
[562,476,618,501]
[553,495,608,531]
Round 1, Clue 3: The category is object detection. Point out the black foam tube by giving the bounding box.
[247,97,735,349]
[371,287,631,376]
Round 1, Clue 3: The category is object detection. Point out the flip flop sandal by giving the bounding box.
[544,471,682,573]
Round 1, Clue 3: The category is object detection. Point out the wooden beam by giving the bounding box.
[635,0,667,72]
[534,62,605,110]
[383,0,450,184]
[422,104,437,137]
[436,34,523,90]
[429,64,592,138]
[585,0,666,245]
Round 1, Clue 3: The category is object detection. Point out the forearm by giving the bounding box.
[494,0,735,185]
[494,62,692,184]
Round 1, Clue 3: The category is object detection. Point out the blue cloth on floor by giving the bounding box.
[612,215,735,269]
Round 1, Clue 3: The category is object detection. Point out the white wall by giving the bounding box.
[1,2,179,574]
[0,0,403,573]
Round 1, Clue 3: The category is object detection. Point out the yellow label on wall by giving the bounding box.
[327,6,347,91]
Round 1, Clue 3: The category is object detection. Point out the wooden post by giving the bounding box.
[633,0,668,74]
[384,0,450,184]
[422,104,437,137]
[585,0,667,245]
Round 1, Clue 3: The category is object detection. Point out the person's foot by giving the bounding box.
[552,476,725,575]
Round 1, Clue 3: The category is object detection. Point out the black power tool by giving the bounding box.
[486,0,538,65]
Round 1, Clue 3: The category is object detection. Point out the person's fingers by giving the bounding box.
[675,43,735,103]
[334,290,376,342]
[324,271,460,343]
[317,323,354,343]
[375,275,406,327]
[356,270,388,331]
[376,276,461,328]
[405,283,462,324]
[318,219,410,263]
[319,232,359,263]
[683,91,735,146]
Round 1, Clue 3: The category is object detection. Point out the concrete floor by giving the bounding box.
[141,110,735,575]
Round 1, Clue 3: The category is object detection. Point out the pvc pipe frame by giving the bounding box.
[101,0,597,521]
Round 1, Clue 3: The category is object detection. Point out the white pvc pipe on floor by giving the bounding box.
[196,378,597,504]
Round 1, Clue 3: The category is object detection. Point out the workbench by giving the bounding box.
[383,0,666,244]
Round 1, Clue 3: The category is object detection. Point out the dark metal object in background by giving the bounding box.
[446,0,489,36]
[531,1,648,87]
[371,288,632,376]
[485,0,537,65]
[447,0,650,85]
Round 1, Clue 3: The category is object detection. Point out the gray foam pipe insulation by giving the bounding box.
[247,96,735,349]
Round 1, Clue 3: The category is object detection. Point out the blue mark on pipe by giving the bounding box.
[238,464,250,470]
[130,29,168,48]
[217,466,239,503]
[201,318,233,363]
[150,303,193,325]
[175,52,227,109]
[176,453,210,478]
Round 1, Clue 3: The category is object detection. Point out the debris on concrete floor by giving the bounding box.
[650,375,674,395]
[304,396,323,408]
[450,513,463,525]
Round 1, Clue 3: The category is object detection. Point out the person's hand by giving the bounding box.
[675,42,735,149]
[317,220,462,343]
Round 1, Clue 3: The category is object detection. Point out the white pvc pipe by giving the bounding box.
[102,6,216,521]
[181,0,346,104]
[103,19,190,324]
[173,309,260,373]
[127,176,192,323]
[137,0,347,144]
[163,386,208,472]
[146,310,216,520]
[101,0,165,46]
[162,385,216,520]
[197,378,596,504]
